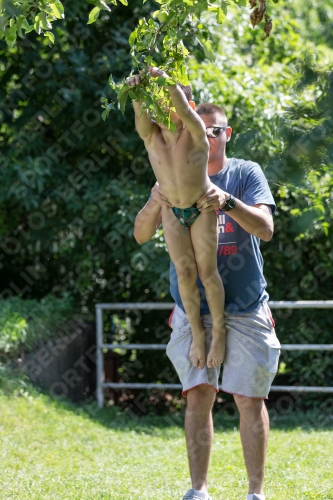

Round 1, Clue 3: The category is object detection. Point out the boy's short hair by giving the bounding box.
[196,103,228,124]
[177,83,193,102]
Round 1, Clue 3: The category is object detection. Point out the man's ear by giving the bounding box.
[189,100,196,110]
[226,126,232,142]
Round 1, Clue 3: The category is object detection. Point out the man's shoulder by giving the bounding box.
[229,157,262,172]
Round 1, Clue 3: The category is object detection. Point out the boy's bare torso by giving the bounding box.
[144,123,210,208]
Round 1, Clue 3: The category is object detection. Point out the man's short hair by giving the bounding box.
[196,103,227,124]
[177,83,193,102]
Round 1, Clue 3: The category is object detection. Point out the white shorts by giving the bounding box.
[166,302,281,398]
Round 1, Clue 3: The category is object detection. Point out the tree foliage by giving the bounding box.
[103,0,276,123]
[0,0,129,47]
[1,0,277,127]
[1,0,333,400]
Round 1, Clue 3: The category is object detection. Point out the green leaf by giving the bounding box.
[117,85,131,100]
[16,15,27,37]
[34,12,52,33]
[217,7,225,24]
[44,30,55,43]
[153,101,165,120]
[129,29,137,46]
[1,0,22,16]
[118,0,128,5]
[221,0,228,15]
[43,1,65,19]
[99,1,112,11]
[119,93,128,114]
[4,24,17,48]
[87,7,101,24]
[24,24,34,34]
[153,76,177,86]
[101,102,116,121]
[235,0,247,6]
[196,35,215,62]
[0,14,8,37]
[108,74,117,90]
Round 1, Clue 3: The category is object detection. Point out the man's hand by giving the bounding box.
[196,184,229,213]
[151,182,172,208]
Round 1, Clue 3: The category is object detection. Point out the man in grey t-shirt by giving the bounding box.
[134,103,280,500]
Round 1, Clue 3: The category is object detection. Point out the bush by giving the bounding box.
[0,294,78,361]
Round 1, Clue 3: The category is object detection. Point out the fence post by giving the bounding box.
[96,306,104,408]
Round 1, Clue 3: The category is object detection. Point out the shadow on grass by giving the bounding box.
[5,391,333,436]
[1,367,332,434]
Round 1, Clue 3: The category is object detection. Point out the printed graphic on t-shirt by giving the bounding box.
[169,158,276,314]
[216,210,238,257]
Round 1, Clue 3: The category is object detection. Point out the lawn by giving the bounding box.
[0,388,332,500]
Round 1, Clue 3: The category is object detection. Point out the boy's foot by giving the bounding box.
[207,328,226,368]
[189,334,206,369]
[182,488,212,500]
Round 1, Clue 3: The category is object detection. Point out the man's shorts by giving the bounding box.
[166,302,281,399]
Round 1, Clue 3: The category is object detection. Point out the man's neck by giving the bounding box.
[208,155,228,176]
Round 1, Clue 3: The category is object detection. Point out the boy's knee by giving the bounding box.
[197,266,218,287]
[177,266,197,284]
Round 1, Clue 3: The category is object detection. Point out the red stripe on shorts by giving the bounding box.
[168,307,175,328]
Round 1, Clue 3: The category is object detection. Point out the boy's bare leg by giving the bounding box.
[162,207,206,369]
[190,211,226,368]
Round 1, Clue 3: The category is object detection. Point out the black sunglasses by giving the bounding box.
[206,125,228,138]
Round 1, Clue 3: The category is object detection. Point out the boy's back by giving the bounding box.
[128,67,226,371]
[128,67,210,209]
[145,124,209,208]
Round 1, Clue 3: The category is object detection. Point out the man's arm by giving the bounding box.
[134,183,170,244]
[196,185,274,242]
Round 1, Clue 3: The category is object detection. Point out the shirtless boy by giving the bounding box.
[127,67,225,369]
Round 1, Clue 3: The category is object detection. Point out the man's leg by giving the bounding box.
[185,384,216,493]
[234,395,269,495]
[190,211,226,368]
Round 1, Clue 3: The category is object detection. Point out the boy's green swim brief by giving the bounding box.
[171,204,201,233]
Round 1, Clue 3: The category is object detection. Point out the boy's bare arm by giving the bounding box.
[150,67,206,140]
[169,85,206,139]
[134,183,170,244]
[126,73,155,140]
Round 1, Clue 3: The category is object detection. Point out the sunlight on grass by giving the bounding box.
[0,391,332,500]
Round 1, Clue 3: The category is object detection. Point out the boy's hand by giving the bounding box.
[126,67,170,87]
[126,73,142,87]
[149,67,168,79]
[151,182,172,208]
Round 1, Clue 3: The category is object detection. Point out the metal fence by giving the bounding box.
[96,301,333,407]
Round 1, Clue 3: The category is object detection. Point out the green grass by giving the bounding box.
[0,388,332,500]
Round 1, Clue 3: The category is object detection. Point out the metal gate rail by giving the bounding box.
[96,301,333,407]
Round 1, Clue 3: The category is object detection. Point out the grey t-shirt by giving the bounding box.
[169,158,276,314]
